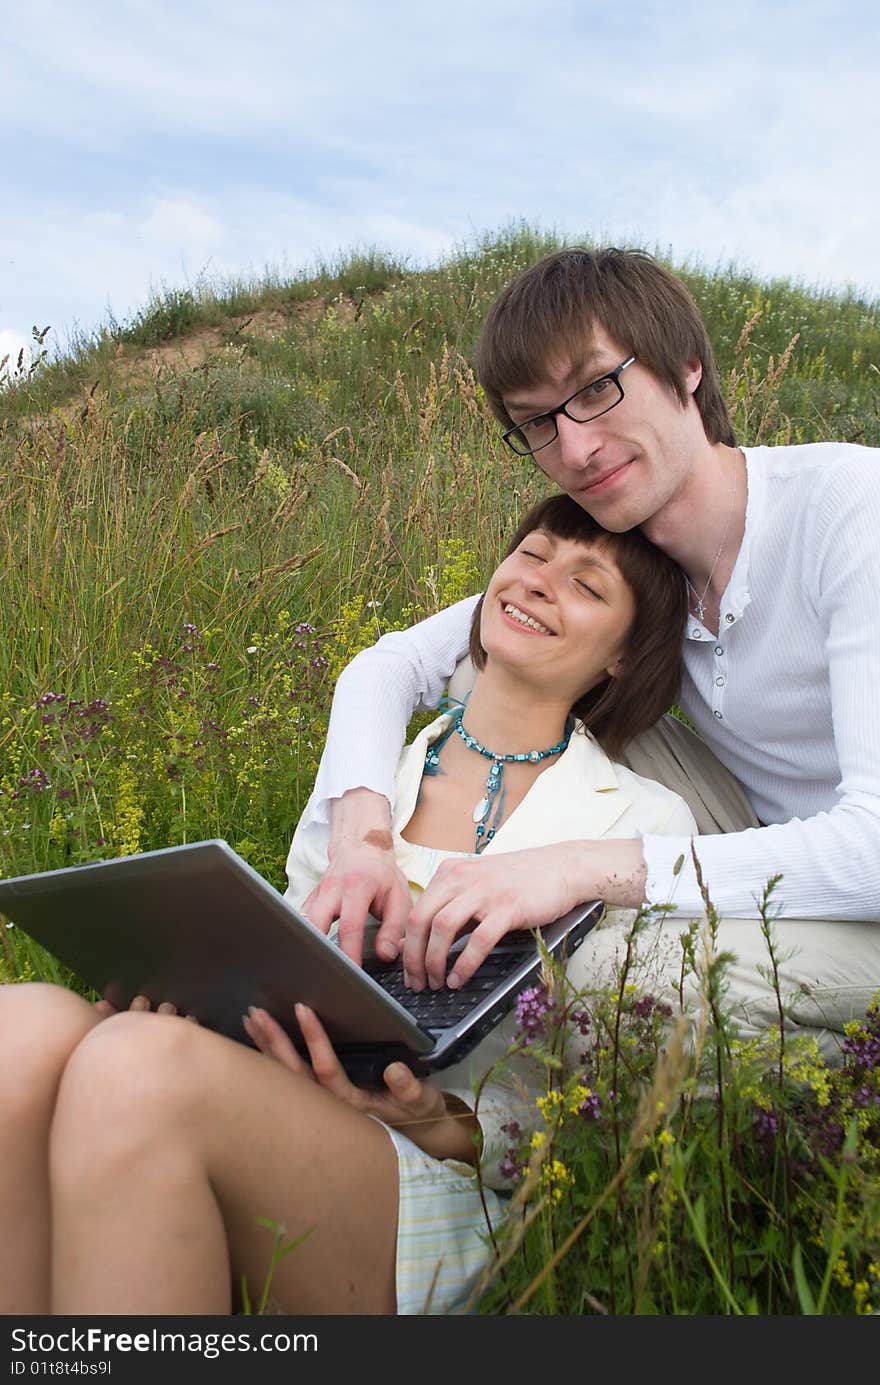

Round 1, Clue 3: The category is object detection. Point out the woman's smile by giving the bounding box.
[499,601,555,636]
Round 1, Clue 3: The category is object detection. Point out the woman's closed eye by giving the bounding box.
[575,578,602,599]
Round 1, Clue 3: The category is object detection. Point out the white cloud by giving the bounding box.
[3,0,879,351]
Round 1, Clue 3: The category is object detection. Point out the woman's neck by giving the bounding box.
[456,665,572,753]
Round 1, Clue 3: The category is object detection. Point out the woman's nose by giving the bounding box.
[524,568,553,599]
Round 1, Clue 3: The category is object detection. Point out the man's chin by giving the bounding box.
[567,489,642,533]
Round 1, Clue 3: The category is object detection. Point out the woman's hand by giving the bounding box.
[243,1003,480,1164]
[93,996,199,1021]
[404,839,647,991]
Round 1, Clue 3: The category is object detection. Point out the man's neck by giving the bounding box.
[641,442,746,615]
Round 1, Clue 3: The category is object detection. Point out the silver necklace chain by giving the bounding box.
[685,460,739,625]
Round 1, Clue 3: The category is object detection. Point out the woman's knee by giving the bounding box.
[51,1013,225,1163]
[0,983,100,1116]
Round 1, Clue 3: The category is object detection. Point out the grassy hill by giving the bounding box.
[2,227,879,1314]
[3,225,879,888]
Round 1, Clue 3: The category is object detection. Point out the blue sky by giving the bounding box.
[3,0,878,367]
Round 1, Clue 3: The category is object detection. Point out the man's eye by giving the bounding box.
[575,580,600,597]
[586,377,612,397]
[522,415,551,435]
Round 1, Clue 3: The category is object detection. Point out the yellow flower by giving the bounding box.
[536,1090,564,1123]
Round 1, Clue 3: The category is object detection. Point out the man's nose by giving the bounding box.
[554,411,600,471]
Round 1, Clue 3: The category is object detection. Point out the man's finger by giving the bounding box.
[373,877,411,962]
[334,876,378,968]
[300,878,342,935]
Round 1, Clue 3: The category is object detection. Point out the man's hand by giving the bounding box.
[243,1003,480,1163]
[405,838,648,991]
[301,787,412,966]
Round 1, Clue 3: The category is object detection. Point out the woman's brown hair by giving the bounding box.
[468,494,686,757]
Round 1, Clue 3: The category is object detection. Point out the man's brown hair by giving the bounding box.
[468,494,686,757]
[476,247,735,447]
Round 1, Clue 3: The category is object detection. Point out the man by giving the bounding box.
[297,247,880,1054]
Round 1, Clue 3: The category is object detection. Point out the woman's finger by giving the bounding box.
[129,994,151,1011]
[382,1062,445,1117]
[156,1001,178,1016]
[295,1004,366,1107]
[243,1006,311,1078]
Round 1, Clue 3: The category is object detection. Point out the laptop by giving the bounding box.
[0,839,602,1082]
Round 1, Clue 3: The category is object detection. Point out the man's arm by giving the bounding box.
[643,451,880,920]
[302,594,480,960]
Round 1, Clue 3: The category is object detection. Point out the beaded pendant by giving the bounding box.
[423,712,572,853]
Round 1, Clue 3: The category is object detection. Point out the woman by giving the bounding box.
[0,496,696,1317]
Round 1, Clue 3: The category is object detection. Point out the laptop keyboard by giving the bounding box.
[362,952,515,1029]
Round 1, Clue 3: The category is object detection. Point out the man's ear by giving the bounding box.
[684,357,703,397]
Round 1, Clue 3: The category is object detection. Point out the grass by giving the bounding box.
[1,223,879,1312]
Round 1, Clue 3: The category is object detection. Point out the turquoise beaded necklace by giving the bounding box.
[424,709,572,854]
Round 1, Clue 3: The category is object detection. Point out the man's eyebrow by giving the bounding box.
[505,361,616,412]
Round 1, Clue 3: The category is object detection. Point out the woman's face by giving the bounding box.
[479,527,636,704]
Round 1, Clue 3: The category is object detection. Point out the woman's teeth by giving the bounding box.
[504,603,551,634]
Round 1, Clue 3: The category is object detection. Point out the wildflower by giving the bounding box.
[536,1091,564,1123]
[515,985,552,1045]
[753,1107,779,1140]
[539,1159,574,1204]
[499,1153,522,1184]
[573,1085,601,1119]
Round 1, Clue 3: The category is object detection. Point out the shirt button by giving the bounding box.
[714,710,723,719]
[714,646,724,656]
[725,613,735,624]
[692,628,702,639]
[715,676,725,687]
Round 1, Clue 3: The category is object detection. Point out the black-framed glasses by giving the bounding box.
[501,356,637,456]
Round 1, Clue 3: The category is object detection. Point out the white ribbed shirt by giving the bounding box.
[311,443,880,921]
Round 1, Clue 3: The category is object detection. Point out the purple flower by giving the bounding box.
[753,1107,779,1140]
[577,1090,603,1121]
[632,994,673,1020]
[18,767,51,793]
[499,1154,523,1184]
[515,986,553,1045]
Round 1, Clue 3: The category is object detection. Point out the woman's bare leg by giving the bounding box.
[49,1011,400,1315]
[0,983,101,1314]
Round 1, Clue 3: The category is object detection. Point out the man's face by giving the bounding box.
[501,326,704,534]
